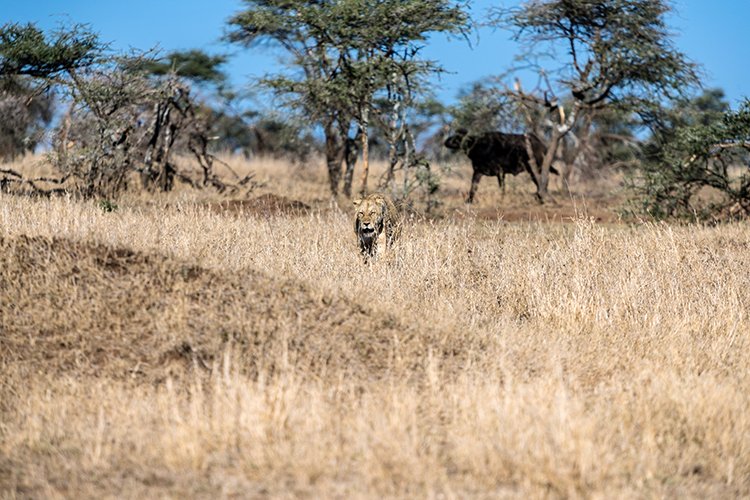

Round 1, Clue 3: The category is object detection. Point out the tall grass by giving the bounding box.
[1,155,749,497]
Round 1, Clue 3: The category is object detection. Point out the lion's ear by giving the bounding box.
[353,198,362,207]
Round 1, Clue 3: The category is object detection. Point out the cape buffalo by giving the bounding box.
[444,128,558,203]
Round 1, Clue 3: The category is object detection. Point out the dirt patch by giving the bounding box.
[206,193,311,217]
[0,234,450,384]
[443,193,628,224]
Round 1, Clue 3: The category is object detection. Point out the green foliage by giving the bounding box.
[204,109,256,155]
[0,22,247,198]
[569,104,641,178]
[228,0,467,118]
[635,96,750,220]
[250,115,318,162]
[449,80,522,133]
[659,87,731,132]
[135,49,227,86]
[51,61,168,197]
[97,198,119,213]
[496,0,699,108]
[410,155,441,213]
[0,22,101,78]
[681,88,731,126]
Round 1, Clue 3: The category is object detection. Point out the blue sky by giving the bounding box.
[3,1,748,109]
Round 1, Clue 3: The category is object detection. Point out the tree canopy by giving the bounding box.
[135,49,228,86]
[0,22,102,79]
[499,0,698,107]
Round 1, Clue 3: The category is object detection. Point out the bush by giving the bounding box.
[635,99,750,220]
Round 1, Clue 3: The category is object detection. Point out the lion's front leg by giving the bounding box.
[359,237,375,259]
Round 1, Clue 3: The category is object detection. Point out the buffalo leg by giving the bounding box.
[467,170,482,203]
[527,166,540,189]
[496,173,505,195]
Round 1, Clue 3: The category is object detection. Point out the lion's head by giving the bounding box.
[353,194,387,244]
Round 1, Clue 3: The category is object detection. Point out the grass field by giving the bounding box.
[2,154,749,498]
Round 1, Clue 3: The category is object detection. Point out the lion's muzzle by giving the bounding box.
[359,225,376,237]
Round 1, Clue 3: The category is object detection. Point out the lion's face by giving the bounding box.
[353,196,386,242]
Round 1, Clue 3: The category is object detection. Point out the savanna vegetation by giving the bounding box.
[1,0,749,498]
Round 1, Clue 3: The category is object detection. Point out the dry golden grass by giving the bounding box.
[1,154,749,498]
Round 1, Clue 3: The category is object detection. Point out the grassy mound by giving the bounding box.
[1,234,436,384]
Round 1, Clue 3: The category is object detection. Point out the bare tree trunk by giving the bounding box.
[384,98,400,188]
[538,136,552,203]
[155,109,176,192]
[401,128,413,198]
[523,130,560,204]
[324,120,343,196]
[523,133,541,183]
[358,107,370,196]
[540,132,563,204]
[57,103,74,168]
[142,102,165,190]
[513,79,578,204]
[552,138,574,192]
[385,138,398,188]
[342,127,360,198]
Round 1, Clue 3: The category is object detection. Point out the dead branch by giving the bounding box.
[712,141,750,152]
[0,168,23,178]
[0,169,72,196]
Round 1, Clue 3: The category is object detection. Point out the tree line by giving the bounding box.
[1,0,748,220]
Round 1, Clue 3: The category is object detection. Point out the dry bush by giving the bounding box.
[1,156,749,498]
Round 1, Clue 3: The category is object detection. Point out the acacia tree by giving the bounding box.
[491,0,699,203]
[227,1,357,196]
[329,0,468,195]
[226,0,468,197]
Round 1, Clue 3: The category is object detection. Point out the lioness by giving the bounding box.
[353,192,401,260]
